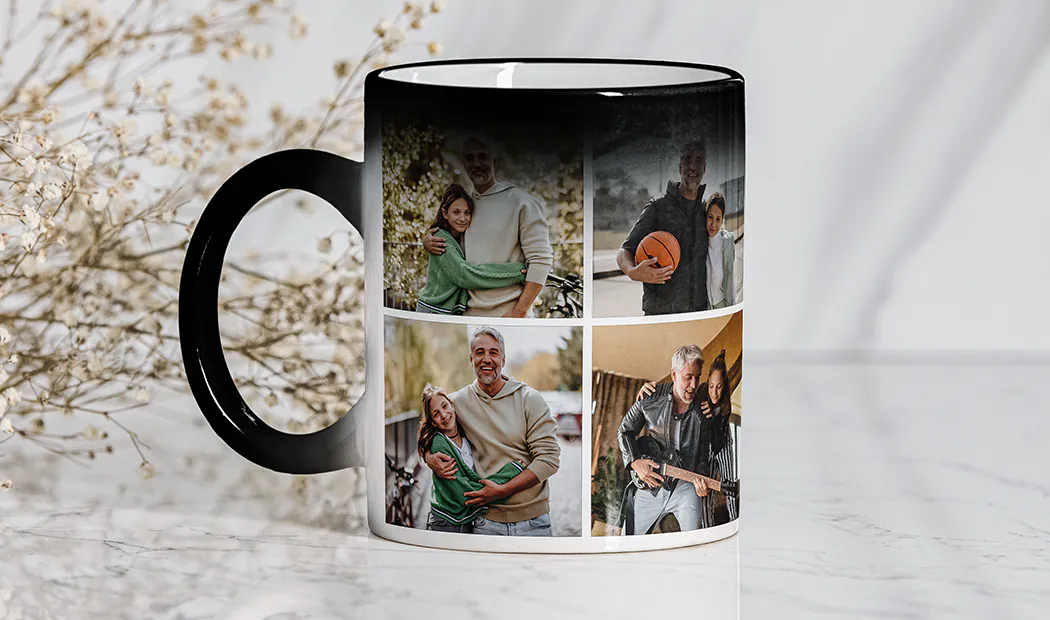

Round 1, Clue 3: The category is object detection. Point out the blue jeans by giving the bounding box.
[426,512,473,533]
[472,513,552,536]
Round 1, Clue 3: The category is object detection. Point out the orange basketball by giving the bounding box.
[635,231,681,272]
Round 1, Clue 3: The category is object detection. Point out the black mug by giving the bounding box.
[180,58,745,552]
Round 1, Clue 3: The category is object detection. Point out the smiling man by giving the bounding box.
[421,135,554,318]
[424,326,561,536]
[617,344,709,535]
[616,140,711,315]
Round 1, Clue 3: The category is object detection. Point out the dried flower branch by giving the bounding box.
[0,0,443,480]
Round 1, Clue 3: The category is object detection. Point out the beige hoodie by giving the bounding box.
[463,181,554,316]
[449,376,560,523]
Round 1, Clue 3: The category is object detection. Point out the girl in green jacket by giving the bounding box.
[417,383,526,533]
[415,184,527,315]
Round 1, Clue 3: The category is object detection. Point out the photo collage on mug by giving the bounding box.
[381,79,743,539]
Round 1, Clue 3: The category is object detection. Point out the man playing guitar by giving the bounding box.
[617,344,712,535]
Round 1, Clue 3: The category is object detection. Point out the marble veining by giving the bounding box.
[2,362,1048,618]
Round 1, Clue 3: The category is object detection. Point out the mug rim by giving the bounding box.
[367,57,744,96]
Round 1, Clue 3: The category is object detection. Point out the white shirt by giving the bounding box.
[449,435,475,470]
[707,233,725,306]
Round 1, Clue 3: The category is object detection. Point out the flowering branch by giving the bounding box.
[0,0,445,484]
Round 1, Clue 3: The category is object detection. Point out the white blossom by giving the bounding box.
[72,327,89,345]
[1,417,12,434]
[383,27,406,52]
[133,77,152,96]
[70,363,87,381]
[22,205,41,231]
[18,155,37,176]
[133,386,150,404]
[60,310,77,327]
[90,192,108,212]
[15,79,45,104]
[86,351,105,375]
[3,387,22,406]
[60,141,90,165]
[156,87,172,106]
[150,147,170,166]
[0,327,9,345]
[253,43,273,60]
[290,13,308,38]
[118,117,137,136]
[42,183,62,201]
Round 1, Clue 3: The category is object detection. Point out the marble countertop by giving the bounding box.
[2,361,1048,619]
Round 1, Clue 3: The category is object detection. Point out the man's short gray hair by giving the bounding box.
[460,131,499,158]
[469,326,505,355]
[679,139,707,158]
[671,344,704,372]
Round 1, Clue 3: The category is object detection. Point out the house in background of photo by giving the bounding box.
[590,312,742,536]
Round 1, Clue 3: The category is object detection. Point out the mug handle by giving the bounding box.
[179,149,362,474]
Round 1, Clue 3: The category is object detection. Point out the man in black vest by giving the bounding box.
[616,140,710,315]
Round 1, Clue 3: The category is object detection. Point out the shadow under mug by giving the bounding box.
[179,58,744,553]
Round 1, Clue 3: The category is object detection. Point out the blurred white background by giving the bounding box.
[219,0,1050,355]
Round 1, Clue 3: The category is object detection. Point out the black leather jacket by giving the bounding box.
[618,383,706,496]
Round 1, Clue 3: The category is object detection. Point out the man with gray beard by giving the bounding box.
[424,327,561,536]
[618,344,710,534]
[617,141,711,315]
[422,135,554,318]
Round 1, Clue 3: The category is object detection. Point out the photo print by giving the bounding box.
[590,311,742,536]
[590,82,744,317]
[382,103,583,318]
[384,317,583,536]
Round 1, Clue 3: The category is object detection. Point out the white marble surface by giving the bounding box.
[2,361,1048,618]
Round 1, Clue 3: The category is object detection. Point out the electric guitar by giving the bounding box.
[630,436,739,498]
[654,462,739,498]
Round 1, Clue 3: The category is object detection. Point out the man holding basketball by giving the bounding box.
[616,140,710,315]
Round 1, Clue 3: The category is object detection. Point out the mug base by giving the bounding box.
[368,518,738,554]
